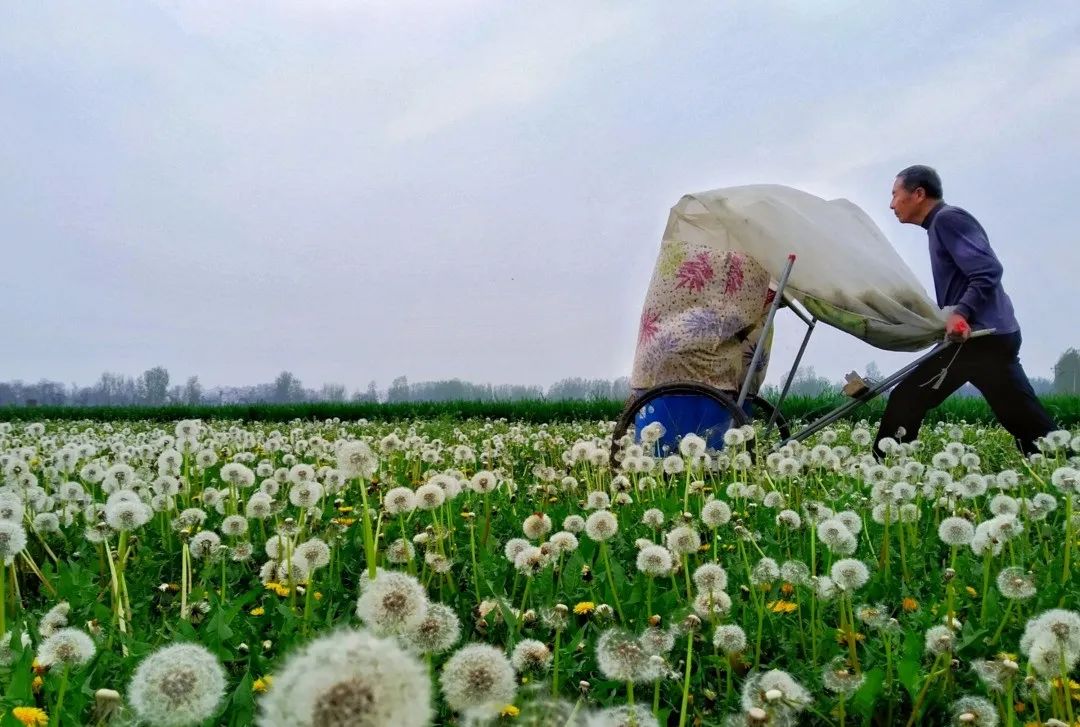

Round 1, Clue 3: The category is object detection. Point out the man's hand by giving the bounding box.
[945,313,971,342]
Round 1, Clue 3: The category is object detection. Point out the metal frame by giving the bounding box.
[727,252,985,449]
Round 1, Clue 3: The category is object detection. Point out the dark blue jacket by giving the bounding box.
[922,202,1019,335]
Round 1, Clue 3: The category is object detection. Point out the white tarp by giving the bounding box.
[664,184,946,350]
[630,184,946,395]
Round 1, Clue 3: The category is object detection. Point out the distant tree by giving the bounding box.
[272,371,303,403]
[321,383,347,402]
[780,366,835,398]
[387,376,409,403]
[138,366,170,405]
[183,376,202,405]
[865,361,882,382]
[1054,348,1080,394]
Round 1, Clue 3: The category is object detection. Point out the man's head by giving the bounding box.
[890,164,943,225]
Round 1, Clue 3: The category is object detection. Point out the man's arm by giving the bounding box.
[936,209,1003,322]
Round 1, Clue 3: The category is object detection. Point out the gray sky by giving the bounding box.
[4,1,1079,393]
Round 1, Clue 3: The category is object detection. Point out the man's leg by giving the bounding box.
[968,333,1056,455]
[873,345,969,457]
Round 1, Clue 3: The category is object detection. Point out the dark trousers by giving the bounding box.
[874,332,1054,457]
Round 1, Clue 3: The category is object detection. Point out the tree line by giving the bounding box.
[2,349,1076,407]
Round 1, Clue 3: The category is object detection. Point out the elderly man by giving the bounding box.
[874,165,1055,457]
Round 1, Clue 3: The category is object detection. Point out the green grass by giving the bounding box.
[2,393,1078,426]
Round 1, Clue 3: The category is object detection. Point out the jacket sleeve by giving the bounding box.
[934,209,1003,321]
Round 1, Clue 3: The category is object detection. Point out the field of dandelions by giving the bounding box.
[1,418,1079,727]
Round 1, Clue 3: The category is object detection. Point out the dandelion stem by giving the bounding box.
[989,599,1016,645]
[50,664,71,727]
[469,519,481,600]
[600,542,625,622]
[677,630,693,727]
[552,628,561,697]
[1063,495,1073,587]
[0,563,5,639]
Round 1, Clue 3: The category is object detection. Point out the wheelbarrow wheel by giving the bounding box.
[609,381,750,469]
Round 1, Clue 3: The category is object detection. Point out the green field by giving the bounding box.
[2,393,1078,427]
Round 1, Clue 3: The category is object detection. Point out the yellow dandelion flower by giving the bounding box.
[252,675,273,694]
[337,506,354,513]
[264,582,283,591]
[333,517,356,526]
[767,600,798,614]
[12,707,49,726]
[314,592,323,601]
[31,676,43,694]
[273,584,291,597]
[574,602,596,615]
[780,583,795,596]
[965,586,978,598]
[902,597,918,612]
[250,607,265,616]
[500,705,520,717]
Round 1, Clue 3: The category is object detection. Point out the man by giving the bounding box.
[874,165,1055,457]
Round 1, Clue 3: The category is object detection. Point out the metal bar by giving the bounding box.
[738,253,796,409]
[784,296,815,327]
[762,315,817,440]
[779,340,954,446]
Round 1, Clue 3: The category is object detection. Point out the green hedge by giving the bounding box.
[1,394,1078,427]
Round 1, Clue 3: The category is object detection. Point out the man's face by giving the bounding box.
[890,177,924,224]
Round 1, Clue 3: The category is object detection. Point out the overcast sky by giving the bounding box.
[3,1,1078,393]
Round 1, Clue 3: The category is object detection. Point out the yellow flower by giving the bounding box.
[12,707,49,726]
[780,583,796,596]
[902,597,919,613]
[337,506,354,513]
[314,592,323,601]
[574,602,596,615]
[250,607,265,616]
[965,586,978,598]
[264,582,283,591]
[253,676,273,694]
[333,517,357,527]
[767,600,798,614]
[500,704,520,717]
[31,676,43,694]
[273,584,291,597]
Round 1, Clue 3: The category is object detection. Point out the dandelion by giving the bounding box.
[925,625,956,655]
[665,525,701,554]
[584,511,618,542]
[996,567,1036,600]
[938,517,975,546]
[830,559,870,591]
[750,558,780,585]
[549,531,579,555]
[355,571,429,636]
[563,515,585,533]
[950,696,999,726]
[693,563,728,593]
[740,669,812,715]
[11,707,49,726]
[405,602,461,655]
[822,657,866,696]
[636,545,674,577]
[714,624,747,655]
[701,499,732,528]
[36,628,96,668]
[642,508,665,529]
[587,705,660,727]
[523,512,553,540]
[440,643,517,719]
[0,520,28,565]
[595,629,651,683]
[468,470,499,494]
[336,441,379,479]
[511,639,552,674]
[127,643,226,727]
[383,487,418,515]
[259,628,431,727]
[386,538,415,564]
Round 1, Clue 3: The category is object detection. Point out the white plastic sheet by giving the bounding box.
[630,184,945,395]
